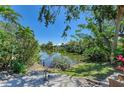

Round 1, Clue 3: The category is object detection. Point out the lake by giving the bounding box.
[40,51,82,68]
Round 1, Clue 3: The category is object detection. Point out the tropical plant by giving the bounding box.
[115,55,124,66]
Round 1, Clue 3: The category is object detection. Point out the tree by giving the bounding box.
[45,41,53,50]
[0,6,21,25]
[38,5,117,36]
[15,27,40,66]
[0,6,40,73]
[0,26,40,73]
[38,5,118,62]
[0,29,16,70]
[0,6,22,71]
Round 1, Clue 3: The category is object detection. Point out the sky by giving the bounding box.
[12,5,90,45]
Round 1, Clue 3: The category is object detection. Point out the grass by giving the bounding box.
[57,62,116,80]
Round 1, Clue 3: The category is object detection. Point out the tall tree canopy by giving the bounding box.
[38,5,117,37]
[0,6,21,25]
[38,5,120,62]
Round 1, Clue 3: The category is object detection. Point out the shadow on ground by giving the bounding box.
[0,71,61,87]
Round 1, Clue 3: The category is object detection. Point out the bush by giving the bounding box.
[0,30,16,69]
[0,27,40,73]
[52,57,71,71]
[11,61,27,74]
[114,46,124,57]
[83,46,110,62]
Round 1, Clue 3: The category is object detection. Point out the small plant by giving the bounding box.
[11,61,27,74]
[114,47,124,57]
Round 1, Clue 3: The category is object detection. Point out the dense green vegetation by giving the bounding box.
[1,5,124,80]
[39,5,124,79]
[39,5,117,63]
[0,6,40,74]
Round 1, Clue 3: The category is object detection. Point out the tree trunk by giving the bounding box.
[111,6,121,63]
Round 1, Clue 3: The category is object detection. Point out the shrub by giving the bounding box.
[0,27,40,73]
[83,46,110,62]
[11,61,27,74]
[0,30,16,70]
[52,57,71,71]
[114,46,124,57]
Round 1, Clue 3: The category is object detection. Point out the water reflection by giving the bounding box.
[40,52,76,68]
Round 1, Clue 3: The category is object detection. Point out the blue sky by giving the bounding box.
[12,5,90,45]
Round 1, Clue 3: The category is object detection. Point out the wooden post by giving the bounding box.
[42,60,48,81]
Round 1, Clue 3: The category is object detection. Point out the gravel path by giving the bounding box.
[0,71,107,87]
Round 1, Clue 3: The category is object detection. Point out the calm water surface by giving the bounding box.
[40,52,77,67]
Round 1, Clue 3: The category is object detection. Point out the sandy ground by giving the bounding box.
[0,70,108,87]
[0,64,110,87]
